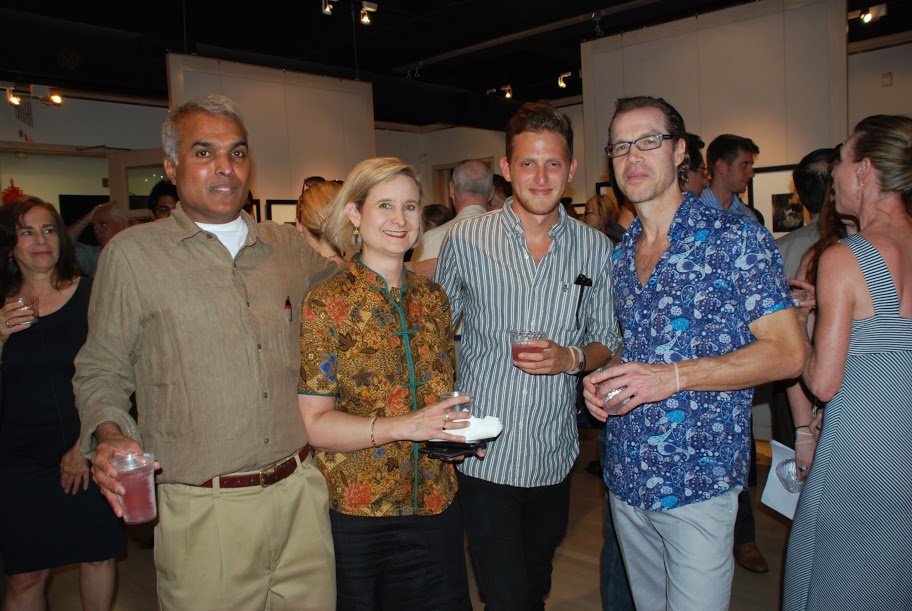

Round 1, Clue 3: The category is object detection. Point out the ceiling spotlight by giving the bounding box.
[360,1,377,25]
[557,72,572,89]
[6,88,20,107]
[322,0,333,15]
[849,3,887,24]
[501,85,513,99]
[31,84,63,106]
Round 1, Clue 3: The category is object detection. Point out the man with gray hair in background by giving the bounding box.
[411,158,493,279]
[74,94,336,609]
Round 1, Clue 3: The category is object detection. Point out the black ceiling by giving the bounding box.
[1,1,908,131]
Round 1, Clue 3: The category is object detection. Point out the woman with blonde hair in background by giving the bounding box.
[582,192,625,244]
[297,180,346,266]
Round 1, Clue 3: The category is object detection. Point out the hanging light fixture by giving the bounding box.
[557,72,572,89]
[361,1,377,25]
[501,85,513,99]
[322,0,333,15]
[6,88,20,107]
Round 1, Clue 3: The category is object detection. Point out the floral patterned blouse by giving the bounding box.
[298,256,457,517]
[606,194,791,511]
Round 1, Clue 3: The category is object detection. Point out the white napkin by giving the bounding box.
[760,440,801,520]
[431,415,503,443]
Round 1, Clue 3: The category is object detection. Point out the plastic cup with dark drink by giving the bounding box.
[110,453,157,525]
[510,330,547,361]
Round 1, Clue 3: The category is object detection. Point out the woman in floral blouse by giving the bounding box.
[298,157,473,609]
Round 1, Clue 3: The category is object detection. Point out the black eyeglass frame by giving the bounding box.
[605,134,674,158]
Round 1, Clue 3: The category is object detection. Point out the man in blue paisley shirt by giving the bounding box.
[583,96,806,611]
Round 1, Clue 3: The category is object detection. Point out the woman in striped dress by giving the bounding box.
[783,115,912,610]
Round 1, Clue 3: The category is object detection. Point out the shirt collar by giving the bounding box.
[499,196,569,240]
[623,193,700,246]
[350,252,410,296]
[168,203,262,247]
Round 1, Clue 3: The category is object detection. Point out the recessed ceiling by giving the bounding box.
[1,1,908,130]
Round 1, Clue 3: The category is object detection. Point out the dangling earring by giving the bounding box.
[7,257,17,274]
[353,225,360,237]
[855,182,863,200]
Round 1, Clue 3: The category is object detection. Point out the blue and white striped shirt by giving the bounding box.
[436,200,620,487]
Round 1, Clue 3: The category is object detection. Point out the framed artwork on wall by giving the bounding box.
[595,181,612,196]
[266,199,297,225]
[746,165,801,237]
[245,199,262,222]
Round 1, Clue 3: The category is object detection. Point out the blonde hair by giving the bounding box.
[324,157,423,253]
[297,181,343,239]
[584,192,620,234]
[851,114,912,210]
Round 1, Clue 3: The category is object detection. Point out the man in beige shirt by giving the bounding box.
[74,95,336,610]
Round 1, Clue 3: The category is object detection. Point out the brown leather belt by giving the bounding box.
[199,446,310,489]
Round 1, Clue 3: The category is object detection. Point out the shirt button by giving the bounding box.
[264,437,270,445]
[522,390,528,396]
[262,392,268,399]
[257,343,262,350]
[206,233,213,239]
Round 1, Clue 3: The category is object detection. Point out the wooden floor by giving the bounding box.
[4,431,791,610]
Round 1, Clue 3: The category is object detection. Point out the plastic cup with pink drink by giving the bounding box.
[110,453,157,524]
[510,330,546,362]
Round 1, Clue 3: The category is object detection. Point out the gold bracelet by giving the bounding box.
[369,416,379,448]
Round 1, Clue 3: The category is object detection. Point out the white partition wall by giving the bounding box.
[167,54,375,201]
[581,0,848,196]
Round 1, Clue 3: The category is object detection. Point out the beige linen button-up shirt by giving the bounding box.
[75,204,336,485]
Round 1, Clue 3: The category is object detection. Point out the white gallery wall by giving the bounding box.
[0,98,166,150]
[581,0,848,197]
[0,152,108,208]
[848,42,912,128]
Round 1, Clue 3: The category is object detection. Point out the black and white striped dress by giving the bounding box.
[783,234,912,610]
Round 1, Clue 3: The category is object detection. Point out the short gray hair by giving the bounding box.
[452,159,493,198]
[161,95,248,164]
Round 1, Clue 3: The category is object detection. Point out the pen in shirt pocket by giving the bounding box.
[285,296,292,324]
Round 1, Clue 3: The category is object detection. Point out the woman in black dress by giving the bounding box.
[0,196,123,610]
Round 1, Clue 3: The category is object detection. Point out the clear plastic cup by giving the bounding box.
[5,296,39,326]
[439,391,472,410]
[110,453,157,524]
[775,458,804,493]
[510,330,547,361]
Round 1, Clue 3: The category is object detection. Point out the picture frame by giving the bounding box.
[246,199,262,222]
[595,181,612,196]
[746,165,803,237]
[265,199,297,225]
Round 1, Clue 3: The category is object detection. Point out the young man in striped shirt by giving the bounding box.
[436,101,620,609]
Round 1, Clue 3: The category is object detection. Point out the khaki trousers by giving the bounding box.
[154,452,335,611]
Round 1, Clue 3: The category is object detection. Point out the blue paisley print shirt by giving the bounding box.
[605,194,791,511]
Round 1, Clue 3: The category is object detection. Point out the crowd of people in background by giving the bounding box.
[1,91,909,611]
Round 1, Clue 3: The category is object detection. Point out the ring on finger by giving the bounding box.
[798,466,808,473]
[4,321,10,329]
[444,413,450,423]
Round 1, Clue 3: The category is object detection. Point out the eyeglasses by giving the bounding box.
[605,134,673,158]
